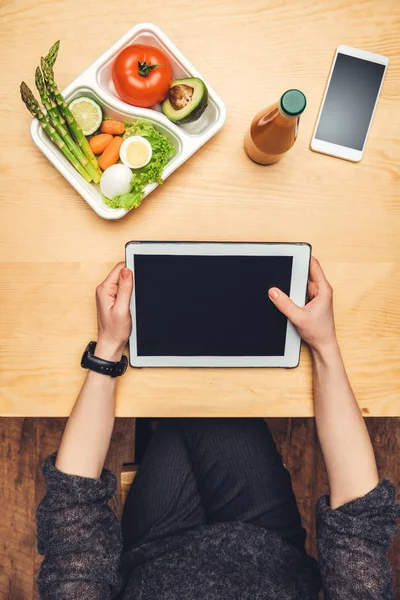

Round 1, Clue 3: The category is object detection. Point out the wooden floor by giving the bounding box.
[0,417,398,599]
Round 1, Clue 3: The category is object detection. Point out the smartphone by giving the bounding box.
[310,45,388,162]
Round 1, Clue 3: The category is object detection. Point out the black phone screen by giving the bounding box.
[315,53,385,151]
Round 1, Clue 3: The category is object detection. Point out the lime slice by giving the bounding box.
[68,97,103,135]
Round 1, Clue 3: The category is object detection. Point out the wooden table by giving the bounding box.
[1,0,399,417]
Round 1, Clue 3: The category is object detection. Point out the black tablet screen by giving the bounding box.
[134,254,293,356]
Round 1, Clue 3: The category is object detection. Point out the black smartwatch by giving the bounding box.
[81,341,128,378]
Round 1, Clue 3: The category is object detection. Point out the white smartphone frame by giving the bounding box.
[125,242,311,368]
[310,45,388,162]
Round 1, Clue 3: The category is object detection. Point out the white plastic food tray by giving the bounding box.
[30,23,227,220]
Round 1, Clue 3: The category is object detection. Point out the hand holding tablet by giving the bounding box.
[268,256,337,356]
[126,242,311,368]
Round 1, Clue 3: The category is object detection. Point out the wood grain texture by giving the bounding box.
[0,0,399,416]
[0,418,37,599]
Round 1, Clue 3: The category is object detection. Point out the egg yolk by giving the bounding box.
[126,141,149,166]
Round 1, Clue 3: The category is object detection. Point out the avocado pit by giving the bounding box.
[161,77,209,124]
[168,84,195,111]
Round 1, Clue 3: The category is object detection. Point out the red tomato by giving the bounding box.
[112,45,173,108]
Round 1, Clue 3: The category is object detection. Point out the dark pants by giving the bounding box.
[121,418,306,553]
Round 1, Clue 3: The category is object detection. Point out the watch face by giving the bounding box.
[82,342,95,367]
[120,355,128,375]
[87,341,97,355]
[81,342,128,377]
[81,350,89,369]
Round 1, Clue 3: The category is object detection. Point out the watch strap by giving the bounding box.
[81,341,128,377]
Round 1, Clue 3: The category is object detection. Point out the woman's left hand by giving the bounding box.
[95,262,133,361]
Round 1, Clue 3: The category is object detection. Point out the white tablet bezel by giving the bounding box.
[310,45,388,162]
[126,242,311,368]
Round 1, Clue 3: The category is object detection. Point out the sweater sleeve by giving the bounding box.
[316,480,399,600]
[36,454,122,600]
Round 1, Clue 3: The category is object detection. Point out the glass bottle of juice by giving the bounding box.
[244,89,306,165]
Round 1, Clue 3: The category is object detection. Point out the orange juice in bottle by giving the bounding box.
[244,89,306,165]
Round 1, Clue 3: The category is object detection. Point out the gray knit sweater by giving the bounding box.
[36,454,399,599]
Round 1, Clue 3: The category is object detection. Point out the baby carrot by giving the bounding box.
[100,120,125,135]
[89,133,113,155]
[98,136,124,171]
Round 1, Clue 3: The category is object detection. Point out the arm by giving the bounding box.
[269,256,378,507]
[37,263,133,599]
[311,341,378,508]
[269,257,398,599]
[56,262,133,478]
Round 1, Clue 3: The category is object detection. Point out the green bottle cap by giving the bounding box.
[280,89,307,116]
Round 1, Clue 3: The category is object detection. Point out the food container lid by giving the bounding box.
[280,89,307,116]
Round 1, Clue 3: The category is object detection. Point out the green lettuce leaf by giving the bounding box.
[104,119,175,210]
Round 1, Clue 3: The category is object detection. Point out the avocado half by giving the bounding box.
[161,77,208,124]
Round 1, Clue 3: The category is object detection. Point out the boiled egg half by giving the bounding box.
[119,136,152,169]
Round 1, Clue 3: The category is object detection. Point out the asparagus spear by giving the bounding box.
[45,40,60,70]
[35,67,100,183]
[43,41,66,126]
[41,57,102,176]
[20,82,92,183]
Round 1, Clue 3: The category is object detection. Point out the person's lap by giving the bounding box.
[121,418,306,553]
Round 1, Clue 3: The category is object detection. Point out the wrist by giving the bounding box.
[95,338,126,362]
[310,338,341,364]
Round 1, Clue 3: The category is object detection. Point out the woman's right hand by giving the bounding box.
[268,257,338,355]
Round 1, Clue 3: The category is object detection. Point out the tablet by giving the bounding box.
[126,242,311,368]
